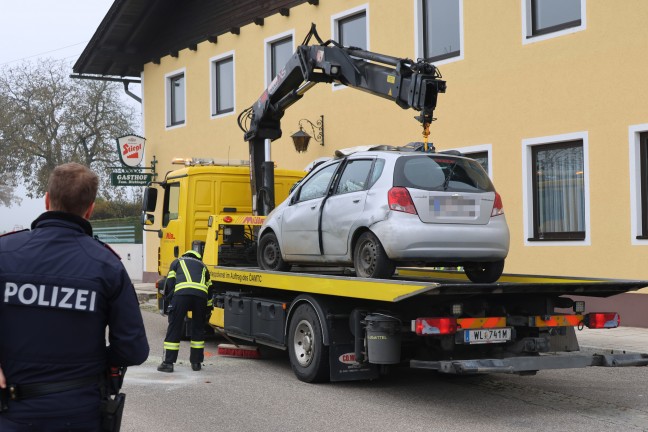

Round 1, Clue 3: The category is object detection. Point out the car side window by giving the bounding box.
[295,162,339,202]
[334,159,373,195]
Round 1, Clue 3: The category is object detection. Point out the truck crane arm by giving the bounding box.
[238,24,446,216]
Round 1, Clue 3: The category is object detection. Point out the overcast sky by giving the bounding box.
[0,0,117,231]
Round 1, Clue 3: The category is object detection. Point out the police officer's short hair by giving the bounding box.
[48,163,99,216]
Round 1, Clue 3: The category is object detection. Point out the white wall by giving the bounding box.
[109,244,144,282]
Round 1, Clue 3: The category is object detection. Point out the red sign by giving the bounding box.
[116,135,146,167]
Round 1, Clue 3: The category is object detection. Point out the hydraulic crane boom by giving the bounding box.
[238,24,446,216]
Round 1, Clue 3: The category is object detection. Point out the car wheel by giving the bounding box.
[257,232,291,271]
[288,304,329,383]
[353,232,395,279]
[464,260,505,283]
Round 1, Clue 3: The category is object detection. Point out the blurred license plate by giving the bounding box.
[430,196,476,217]
[464,328,511,344]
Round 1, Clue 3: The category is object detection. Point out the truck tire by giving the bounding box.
[353,232,395,279]
[258,232,291,271]
[464,259,505,283]
[288,304,329,383]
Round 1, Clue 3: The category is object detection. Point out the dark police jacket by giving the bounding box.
[0,211,149,419]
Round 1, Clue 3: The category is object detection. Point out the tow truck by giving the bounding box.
[143,25,648,382]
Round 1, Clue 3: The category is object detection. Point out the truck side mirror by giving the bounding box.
[142,213,155,226]
[142,187,158,213]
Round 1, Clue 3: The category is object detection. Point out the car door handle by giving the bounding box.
[353,199,360,203]
[311,205,317,210]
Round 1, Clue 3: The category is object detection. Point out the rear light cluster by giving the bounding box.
[388,187,417,215]
[585,312,620,329]
[412,312,620,335]
[491,192,504,217]
[413,317,458,335]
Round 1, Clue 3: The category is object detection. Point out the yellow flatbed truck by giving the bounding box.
[143,162,648,383]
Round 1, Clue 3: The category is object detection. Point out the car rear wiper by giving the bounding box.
[442,162,457,191]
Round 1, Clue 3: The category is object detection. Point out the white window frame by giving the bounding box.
[165,67,186,130]
[413,0,464,66]
[210,51,236,119]
[522,0,586,45]
[331,3,370,92]
[522,131,591,246]
[264,30,295,89]
[629,123,648,245]
[446,144,493,179]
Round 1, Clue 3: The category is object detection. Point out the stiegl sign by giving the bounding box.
[116,134,146,168]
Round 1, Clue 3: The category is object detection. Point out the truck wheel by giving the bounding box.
[258,232,291,271]
[353,232,395,279]
[288,304,329,383]
[464,260,505,283]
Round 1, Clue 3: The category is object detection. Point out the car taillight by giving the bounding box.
[413,317,457,335]
[491,191,504,217]
[388,187,417,215]
[584,312,620,329]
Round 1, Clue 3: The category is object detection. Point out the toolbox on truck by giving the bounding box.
[224,292,252,336]
[251,299,286,345]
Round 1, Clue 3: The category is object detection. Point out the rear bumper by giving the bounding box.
[372,213,510,261]
[410,353,648,374]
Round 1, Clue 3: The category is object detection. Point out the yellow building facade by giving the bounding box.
[131,0,648,283]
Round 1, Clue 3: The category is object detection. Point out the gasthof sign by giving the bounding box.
[111,172,153,186]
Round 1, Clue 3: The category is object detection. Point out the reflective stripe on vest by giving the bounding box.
[174,259,209,294]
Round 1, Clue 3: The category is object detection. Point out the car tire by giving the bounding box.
[257,232,291,272]
[353,231,395,279]
[288,304,329,383]
[464,259,505,283]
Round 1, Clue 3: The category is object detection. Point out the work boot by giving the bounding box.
[191,363,202,371]
[157,362,174,373]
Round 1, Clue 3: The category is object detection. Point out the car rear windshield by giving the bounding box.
[393,155,495,192]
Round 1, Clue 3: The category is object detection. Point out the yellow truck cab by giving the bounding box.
[142,159,305,276]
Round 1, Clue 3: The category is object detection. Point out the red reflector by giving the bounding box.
[223,216,233,223]
[585,312,620,329]
[415,317,457,335]
[388,187,417,215]
[491,192,504,217]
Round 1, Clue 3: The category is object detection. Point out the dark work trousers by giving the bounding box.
[0,412,101,432]
[163,294,207,364]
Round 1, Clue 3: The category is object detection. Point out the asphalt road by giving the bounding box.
[120,305,648,432]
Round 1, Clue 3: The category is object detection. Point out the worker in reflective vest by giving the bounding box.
[157,250,212,373]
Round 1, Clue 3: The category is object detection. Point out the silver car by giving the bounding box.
[257,148,510,282]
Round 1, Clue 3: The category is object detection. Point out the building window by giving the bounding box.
[211,52,234,117]
[337,10,367,49]
[631,126,648,243]
[332,5,369,88]
[166,71,185,127]
[465,151,488,174]
[530,141,585,241]
[419,0,462,63]
[265,31,294,87]
[523,0,585,43]
[446,144,492,178]
[640,133,648,239]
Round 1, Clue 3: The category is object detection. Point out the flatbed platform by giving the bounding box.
[209,266,648,302]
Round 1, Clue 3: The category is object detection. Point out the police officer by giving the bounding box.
[0,163,149,430]
[158,249,211,372]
